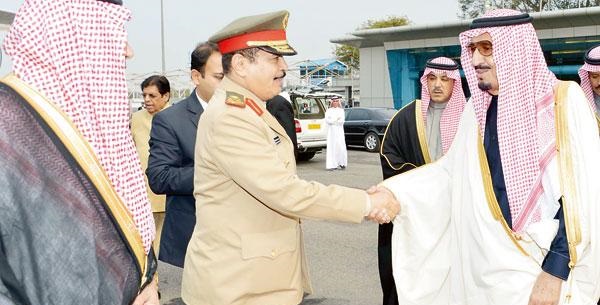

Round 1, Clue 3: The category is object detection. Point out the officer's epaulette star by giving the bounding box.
[225,91,246,108]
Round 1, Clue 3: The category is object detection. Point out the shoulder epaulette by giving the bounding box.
[245,98,263,116]
[225,91,246,108]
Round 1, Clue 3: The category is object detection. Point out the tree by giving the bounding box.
[333,16,410,71]
[360,15,411,30]
[459,0,600,19]
[334,45,360,70]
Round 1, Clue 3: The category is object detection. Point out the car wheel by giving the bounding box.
[297,151,316,161]
[364,132,380,152]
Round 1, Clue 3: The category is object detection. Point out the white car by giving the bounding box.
[280,91,342,161]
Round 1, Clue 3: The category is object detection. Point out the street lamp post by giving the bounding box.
[350,55,354,107]
[160,0,166,74]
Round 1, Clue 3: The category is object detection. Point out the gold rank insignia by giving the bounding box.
[225,91,246,108]
[245,98,263,116]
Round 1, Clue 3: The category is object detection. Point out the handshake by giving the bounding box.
[366,185,400,224]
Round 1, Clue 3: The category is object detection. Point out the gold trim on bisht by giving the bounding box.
[380,100,419,172]
[477,129,529,257]
[553,81,582,269]
[1,74,149,286]
[414,99,432,164]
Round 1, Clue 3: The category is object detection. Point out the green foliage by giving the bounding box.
[334,45,360,70]
[458,0,599,19]
[360,15,410,30]
[333,15,410,71]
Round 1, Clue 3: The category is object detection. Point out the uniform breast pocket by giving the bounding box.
[241,228,297,260]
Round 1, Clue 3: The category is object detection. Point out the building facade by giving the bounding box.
[331,7,600,109]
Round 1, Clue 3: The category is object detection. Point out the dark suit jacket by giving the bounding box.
[266,95,298,158]
[147,91,203,267]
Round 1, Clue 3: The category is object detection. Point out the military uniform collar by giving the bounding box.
[221,76,263,102]
[220,76,267,114]
[220,76,289,138]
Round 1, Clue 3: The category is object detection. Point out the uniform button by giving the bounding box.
[271,250,276,257]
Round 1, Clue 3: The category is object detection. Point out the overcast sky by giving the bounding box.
[0,0,459,79]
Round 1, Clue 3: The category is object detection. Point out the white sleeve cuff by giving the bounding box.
[364,192,372,216]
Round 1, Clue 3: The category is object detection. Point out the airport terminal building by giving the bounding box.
[0,10,13,32]
[331,7,600,109]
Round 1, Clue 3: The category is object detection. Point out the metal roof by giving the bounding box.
[296,58,348,72]
[299,58,336,66]
[331,7,600,48]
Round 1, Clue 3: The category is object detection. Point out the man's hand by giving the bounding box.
[528,271,563,305]
[366,185,400,224]
[132,276,160,305]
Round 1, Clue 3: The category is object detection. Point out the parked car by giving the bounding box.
[343,107,396,152]
[280,91,342,161]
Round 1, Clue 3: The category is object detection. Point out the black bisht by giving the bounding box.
[380,101,428,179]
[377,100,428,305]
[0,78,156,305]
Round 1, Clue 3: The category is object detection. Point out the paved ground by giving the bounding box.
[158,147,385,305]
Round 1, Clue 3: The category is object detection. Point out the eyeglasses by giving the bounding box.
[467,40,493,56]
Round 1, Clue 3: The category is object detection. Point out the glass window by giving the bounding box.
[371,108,397,120]
[293,97,325,119]
[347,109,370,121]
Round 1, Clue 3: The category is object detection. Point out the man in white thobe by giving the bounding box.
[378,9,600,305]
[378,57,466,305]
[325,98,347,170]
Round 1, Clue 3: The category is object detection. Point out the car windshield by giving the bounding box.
[371,108,396,120]
[293,97,325,119]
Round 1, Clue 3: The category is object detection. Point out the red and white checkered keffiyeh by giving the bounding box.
[419,57,466,154]
[459,9,557,233]
[578,45,600,110]
[3,0,154,253]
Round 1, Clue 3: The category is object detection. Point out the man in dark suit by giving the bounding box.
[147,42,223,268]
[266,94,298,158]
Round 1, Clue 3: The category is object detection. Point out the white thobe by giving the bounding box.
[325,107,347,169]
[426,101,447,161]
[594,93,600,116]
[382,82,600,305]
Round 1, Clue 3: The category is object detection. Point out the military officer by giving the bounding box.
[181,10,400,305]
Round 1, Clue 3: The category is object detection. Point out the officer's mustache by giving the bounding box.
[274,71,287,80]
